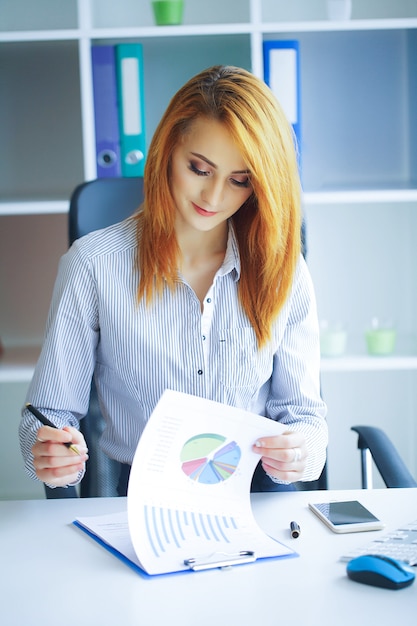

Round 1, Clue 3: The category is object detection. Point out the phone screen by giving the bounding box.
[312,501,380,525]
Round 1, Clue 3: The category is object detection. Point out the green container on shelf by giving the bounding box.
[320,329,347,357]
[152,1,184,25]
[365,329,397,356]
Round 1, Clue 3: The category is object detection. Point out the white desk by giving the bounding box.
[1,489,415,626]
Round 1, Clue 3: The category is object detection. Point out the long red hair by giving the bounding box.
[135,65,301,347]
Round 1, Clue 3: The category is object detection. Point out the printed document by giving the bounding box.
[74,390,296,575]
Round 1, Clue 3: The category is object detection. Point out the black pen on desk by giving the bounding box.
[290,521,301,539]
[25,403,81,456]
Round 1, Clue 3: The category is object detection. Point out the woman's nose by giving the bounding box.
[201,179,224,207]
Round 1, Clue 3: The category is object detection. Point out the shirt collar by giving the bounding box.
[217,221,241,282]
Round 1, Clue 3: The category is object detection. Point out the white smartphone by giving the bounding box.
[308,500,385,533]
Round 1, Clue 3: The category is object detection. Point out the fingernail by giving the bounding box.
[255,440,264,448]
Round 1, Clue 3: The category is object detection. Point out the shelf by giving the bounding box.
[0,200,69,216]
[1,18,416,45]
[90,18,417,39]
[321,355,417,372]
[0,29,81,43]
[303,188,417,205]
[90,23,253,40]
[262,18,417,33]
[1,20,416,45]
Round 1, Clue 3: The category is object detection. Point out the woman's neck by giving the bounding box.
[176,223,228,305]
[176,221,228,265]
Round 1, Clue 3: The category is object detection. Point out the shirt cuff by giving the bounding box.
[265,471,290,485]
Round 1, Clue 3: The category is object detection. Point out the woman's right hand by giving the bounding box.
[32,425,88,487]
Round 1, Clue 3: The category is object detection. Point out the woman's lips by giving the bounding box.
[192,202,217,217]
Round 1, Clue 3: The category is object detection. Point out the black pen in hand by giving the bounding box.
[25,403,81,456]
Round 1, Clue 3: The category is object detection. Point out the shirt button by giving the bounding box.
[206,297,212,303]
[197,369,203,375]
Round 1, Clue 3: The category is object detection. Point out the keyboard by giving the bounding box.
[341,520,417,566]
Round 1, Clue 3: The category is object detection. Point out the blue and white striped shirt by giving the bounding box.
[20,217,327,483]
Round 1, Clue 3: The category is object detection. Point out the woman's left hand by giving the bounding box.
[252,431,308,483]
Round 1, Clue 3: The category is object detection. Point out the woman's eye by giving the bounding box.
[189,162,210,176]
[231,177,251,188]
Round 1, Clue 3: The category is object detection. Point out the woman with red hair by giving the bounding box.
[20,65,327,494]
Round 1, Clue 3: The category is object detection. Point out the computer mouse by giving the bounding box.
[346,554,415,590]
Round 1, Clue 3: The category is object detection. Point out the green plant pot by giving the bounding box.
[152,1,184,26]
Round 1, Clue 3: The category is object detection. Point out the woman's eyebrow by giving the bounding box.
[190,152,250,174]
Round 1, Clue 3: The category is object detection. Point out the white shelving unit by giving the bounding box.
[1,0,416,496]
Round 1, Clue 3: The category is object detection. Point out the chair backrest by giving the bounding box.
[44,178,144,500]
[69,177,144,245]
[351,425,417,489]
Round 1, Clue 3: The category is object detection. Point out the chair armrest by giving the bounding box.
[351,425,417,488]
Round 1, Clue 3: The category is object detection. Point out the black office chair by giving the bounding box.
[351,425,417,489]
[44,177,144,500]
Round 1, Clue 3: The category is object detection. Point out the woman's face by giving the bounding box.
[170,117,253,235]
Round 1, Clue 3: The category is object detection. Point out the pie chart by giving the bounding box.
[180,433,241,484]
